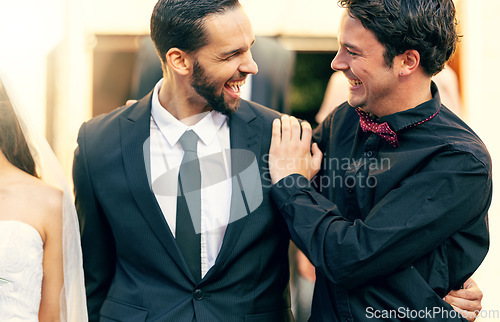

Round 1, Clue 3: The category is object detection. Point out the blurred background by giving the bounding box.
[0,0,498,319]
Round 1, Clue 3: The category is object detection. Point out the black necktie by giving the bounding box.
[176,130,202,282]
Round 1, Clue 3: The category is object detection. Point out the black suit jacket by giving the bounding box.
[73,95,293,321]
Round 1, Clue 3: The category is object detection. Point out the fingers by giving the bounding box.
[445,293,481,312]
[464,278,476,289]
[307,142,323,180]
[290,116,301,143]
[268,115,319,183]
[463,278,483,300]
[301,120,313,147]
[445,280,483,312]
[311,143,323,168]
[271,118,282,149]
[275,115,312,145]
[281,115,291,142]
[447,287,483,302]
[450,304,478,322]
[281,115,303,143]
[445,286,482,322]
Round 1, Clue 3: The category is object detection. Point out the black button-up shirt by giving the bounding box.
[271,84,491,321]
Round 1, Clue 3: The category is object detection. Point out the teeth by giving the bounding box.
[227,79,246,93]
[227,79,246,87]
[348,79,362,86]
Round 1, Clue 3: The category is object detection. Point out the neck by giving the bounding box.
[158,75,212,125]
[371,75,433,118]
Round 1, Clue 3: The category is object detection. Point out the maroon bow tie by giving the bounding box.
[355,108,399,148]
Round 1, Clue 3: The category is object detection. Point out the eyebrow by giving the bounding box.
[220,39,256,57]
[340,41,361,52]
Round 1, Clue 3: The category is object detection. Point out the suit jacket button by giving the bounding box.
[193,289,203,301]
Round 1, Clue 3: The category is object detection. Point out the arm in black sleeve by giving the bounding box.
[271,150,491,289]
[73,124,116,321]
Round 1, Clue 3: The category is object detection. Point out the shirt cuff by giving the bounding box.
[270,174,312,210]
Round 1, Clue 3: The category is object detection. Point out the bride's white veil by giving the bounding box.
[0,72,88,321]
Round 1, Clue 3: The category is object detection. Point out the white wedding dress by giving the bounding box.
[0,72,87,321]
[0,220,44,321]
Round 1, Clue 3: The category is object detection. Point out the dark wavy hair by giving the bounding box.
[338,0,459,76]
[150,0,240,64]
[0,80,38,177]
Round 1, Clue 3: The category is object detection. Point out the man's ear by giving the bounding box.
[398,49,420,76]
[166,48,192,76]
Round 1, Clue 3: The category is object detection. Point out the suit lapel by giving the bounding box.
[203,100,264,280]
[120,98,265,282]
[119,94,189,275]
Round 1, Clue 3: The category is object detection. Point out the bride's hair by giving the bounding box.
[0,80,38,177]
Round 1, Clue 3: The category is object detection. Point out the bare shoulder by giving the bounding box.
[32,178,63,216]
[24,176,63,243]
[26,176,63,225]
[0,169,63,241]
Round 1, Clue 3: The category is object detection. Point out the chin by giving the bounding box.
[224,104,239,116]
[347,96,365,109]
[213,99,240,116]
[347,99,358,108]
[226,97,241,114]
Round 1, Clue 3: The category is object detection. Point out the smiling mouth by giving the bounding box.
[224,79,246,98]
[226,79,246,92]
[348,78,363,86]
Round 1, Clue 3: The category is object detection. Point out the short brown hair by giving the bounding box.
[339,0,459,76]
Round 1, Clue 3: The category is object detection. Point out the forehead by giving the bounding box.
[338,11,383,51]
[201,6,254,52]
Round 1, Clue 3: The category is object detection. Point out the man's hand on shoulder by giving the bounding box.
[269,115,322,184]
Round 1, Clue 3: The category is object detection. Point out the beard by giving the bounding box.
[191,60,239,116]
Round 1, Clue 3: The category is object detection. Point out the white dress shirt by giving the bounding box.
[149,79,232,278]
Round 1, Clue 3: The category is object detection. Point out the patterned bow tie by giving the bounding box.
[355,108,399,148]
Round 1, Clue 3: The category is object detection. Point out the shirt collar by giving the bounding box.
[151,78,228,148]
[376,81,441,132]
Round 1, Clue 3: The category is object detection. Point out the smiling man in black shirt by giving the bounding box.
[269,0,491,321]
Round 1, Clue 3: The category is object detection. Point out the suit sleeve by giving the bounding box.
[271,150,490,290]
[73,123,116,321]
